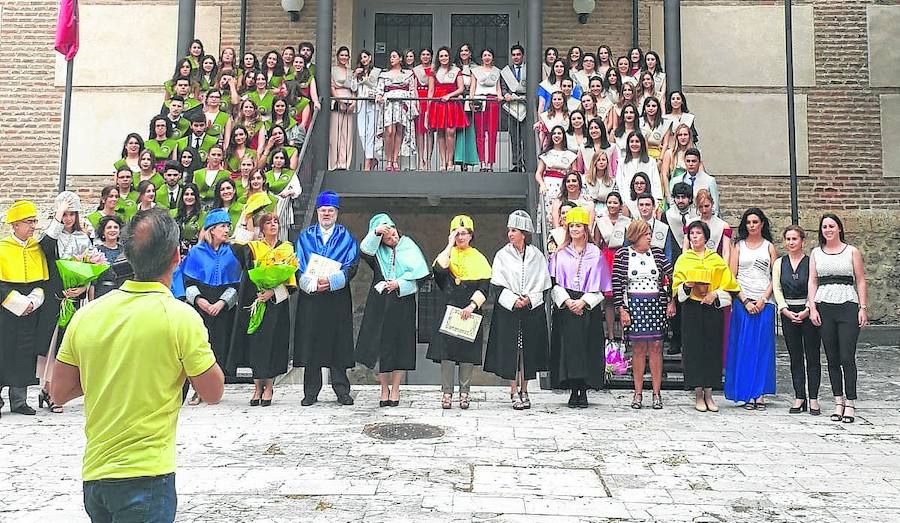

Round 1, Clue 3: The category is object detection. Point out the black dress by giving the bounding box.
[292,264,358,371]
[483,284,549,380]
[355,252,419,372]
[425,266,489,365]
[226,242,293,379]
[549,289,606,390]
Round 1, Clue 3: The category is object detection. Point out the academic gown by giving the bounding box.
[484,244,552,381]
[548,243,611,390]
[226,241,295,379]
[425,265,491,366]
[355,253,419,372]
[0,236,55,388]
[181,241,241,371]
[293,224,359,370]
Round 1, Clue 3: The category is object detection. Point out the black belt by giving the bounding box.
[818,275,853,285]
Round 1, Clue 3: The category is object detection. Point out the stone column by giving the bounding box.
[315,0,334,171]
[663,0,682,92]
[176,0,196,65]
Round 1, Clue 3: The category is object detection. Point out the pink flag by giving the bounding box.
[54,0,79,61]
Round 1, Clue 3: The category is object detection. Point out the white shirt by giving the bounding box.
[320,224,334,244]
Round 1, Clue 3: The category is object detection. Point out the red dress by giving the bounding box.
[413,65,432,134]
[427,67,468,129]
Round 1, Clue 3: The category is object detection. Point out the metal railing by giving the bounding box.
[291,98,323,232]
[328,95,529,173]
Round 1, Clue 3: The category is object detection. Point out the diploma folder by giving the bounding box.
[302,253,342,279]
[439,305,483,343]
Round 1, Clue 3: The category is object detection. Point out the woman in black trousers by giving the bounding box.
[772,225,821,415]
[808,214,868,424]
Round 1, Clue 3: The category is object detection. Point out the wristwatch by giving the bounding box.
[860,304,868,310]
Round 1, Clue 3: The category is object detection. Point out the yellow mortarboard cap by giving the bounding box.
[4,200,37,224]
[565,206,590,226]
[450,214,474,233]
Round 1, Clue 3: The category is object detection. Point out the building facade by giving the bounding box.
[0,0,897,322]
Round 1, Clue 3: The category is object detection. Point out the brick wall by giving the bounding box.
[542,0,651,66]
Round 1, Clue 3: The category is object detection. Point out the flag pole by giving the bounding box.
[59,57,74,192]
[55,0,79,193]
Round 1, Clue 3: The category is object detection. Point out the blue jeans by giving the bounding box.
[83,473,176,523]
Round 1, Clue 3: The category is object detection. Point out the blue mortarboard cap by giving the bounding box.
[316,191,340,209]
[203,208,231,229]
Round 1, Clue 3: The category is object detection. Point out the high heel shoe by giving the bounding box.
[379,400,390,408]
[38,389,50,409]
[809,400,821,416]
[789,399,807,414]
[260,399,272,407]
[39,389,63,413]
[842,404,855,424]
[830,403,845,422]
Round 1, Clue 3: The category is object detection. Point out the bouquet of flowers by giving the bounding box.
[605,342,629,379]
[56,249,109,327]
[245,249,298,334]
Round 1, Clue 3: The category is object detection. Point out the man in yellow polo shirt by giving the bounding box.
[51,208,224,522]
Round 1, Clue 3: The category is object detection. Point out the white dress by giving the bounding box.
[356,67,381,159]
[375,69,418,158]
[617,157,663,217]
[538,149,578,222]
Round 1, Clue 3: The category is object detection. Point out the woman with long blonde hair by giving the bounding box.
[660,123,697,188]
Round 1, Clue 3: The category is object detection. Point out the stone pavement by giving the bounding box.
[2,342,899,522]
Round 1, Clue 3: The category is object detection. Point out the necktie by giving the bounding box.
[193,135,200,148]
[515,66,521,81]
[688,175,696,188]
[170,190,177,208]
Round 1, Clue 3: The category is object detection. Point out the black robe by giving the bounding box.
[292,263,358,370]
[549,289,606,390]
[226,243,293,379]
[185,277,237,373]
[355,252,419,372]
[425,266,489,365]
[681,299,725,389]
[0,235,57,387]
[483,284,549,381]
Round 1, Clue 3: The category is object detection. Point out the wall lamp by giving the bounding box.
[573,0,596,24]
[282,0,304,22]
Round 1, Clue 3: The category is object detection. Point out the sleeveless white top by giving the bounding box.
[812,246,858,304]
[736,239,772,302]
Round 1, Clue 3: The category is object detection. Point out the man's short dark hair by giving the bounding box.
[672,182,693,200]
[163,160,182,173]
[685,147,701,160]
[637,192,655,205]
[175,76,191,85]
[170,95,185,104]
[123,208,180,281]
[298,41,314,54]
[510,44,525,54]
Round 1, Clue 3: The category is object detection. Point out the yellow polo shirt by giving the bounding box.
[57,280,216,481]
